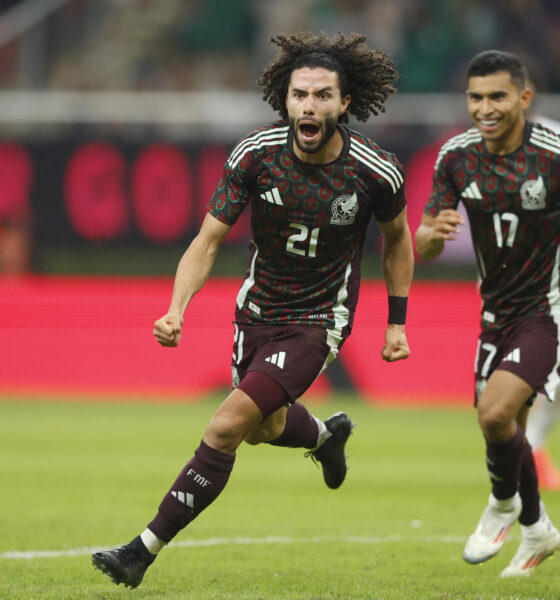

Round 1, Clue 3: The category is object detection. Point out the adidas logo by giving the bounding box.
[461,182,482,200]
[265,351,286,369]
[503,348,521,363]
[260,187,283,205]
[171,490,194,508]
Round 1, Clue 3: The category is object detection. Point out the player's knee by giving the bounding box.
[205,413,250,453]
[478,403,511,438]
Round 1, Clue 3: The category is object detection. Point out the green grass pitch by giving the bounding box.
[1,394,560,599]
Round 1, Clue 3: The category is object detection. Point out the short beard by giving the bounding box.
[290,116,339,155]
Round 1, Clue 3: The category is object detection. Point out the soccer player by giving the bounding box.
[415,50,560,577]
[524,100,560,491]
[527,391,560,490]
[92,31,413,589]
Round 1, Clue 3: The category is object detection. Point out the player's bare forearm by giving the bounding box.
[378,210,413,362]
[154,213,231,347]
[379,209,414,298]
[167,236,220,315]
[415,210,465,261]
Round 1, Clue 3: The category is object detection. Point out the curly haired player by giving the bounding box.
[92,31,413,589]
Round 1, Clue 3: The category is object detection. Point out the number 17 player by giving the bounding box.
[416,50,560,577]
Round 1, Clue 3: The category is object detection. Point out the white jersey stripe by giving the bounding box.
[229,126,289,162]
[544,245,560,399]
[531,127,560,145]
[350,138,404,186]
[228,128,289,168]
[236,245,258,309]
[530,136,560,156]
[324,261,352,369]
[229,134,289,169]
[531,128,560,146]
[530,131,560,156]
[435,129,482,169]
[229,130,286,167]
[349,148,398,193]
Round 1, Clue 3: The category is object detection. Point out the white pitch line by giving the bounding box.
[1,534,474,560]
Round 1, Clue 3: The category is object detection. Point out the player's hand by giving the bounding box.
[381,324,410,362]
[153,313,183,347]
[433,209,465,241]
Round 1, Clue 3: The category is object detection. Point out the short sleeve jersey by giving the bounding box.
[425,121,560,332]
[208,120,406,337]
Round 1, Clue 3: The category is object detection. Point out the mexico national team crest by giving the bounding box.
[330,191,358,225]
[520,176,546,210]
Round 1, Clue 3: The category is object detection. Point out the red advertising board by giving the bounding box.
[0,276,479,405]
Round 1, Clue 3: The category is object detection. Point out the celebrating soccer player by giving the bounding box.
[92,31,413,589]
[415,50,560,577]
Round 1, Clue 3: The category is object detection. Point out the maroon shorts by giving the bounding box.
[474,316,559,405]
[230,322,334,404]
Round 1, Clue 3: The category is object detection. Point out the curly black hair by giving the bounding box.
[257,31,398,123]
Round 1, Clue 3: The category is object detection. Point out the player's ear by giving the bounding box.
[520,87,532,111]
[340,94,351,115]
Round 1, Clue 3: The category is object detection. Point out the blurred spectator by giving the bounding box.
[0,143,33,274]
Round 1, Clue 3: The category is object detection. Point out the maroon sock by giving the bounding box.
[268,402,319,449]
[518,439,540,525]
[147,440,235,543]
[485,425,524,500]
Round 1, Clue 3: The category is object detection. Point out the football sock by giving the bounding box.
[267,402,322,449]
[147,440,235,543]
[518,439,540,526]
[485,424,524,500]
[140,528,165,555]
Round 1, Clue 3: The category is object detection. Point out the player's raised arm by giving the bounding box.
[415,209,466,261]
[378,206,413,362]
[153,212,231,347]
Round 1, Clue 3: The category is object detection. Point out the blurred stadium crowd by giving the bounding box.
[0,0,558,276]
[0,0,559,93]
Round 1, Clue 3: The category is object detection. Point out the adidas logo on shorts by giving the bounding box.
[265,352,286,369]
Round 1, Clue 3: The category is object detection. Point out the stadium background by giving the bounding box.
[1,0,559,404]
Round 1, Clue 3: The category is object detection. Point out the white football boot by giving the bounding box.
[463,493,522,564]
[501,503,560,577]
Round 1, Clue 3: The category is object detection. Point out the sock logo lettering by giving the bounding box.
[187,468,212,487]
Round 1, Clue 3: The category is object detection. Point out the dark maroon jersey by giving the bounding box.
[425,120,560,332]
[208,120,406,339]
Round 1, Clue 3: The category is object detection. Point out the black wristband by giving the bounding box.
[388,295,407,325]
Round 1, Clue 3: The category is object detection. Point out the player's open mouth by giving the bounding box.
[299,123,320,142]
